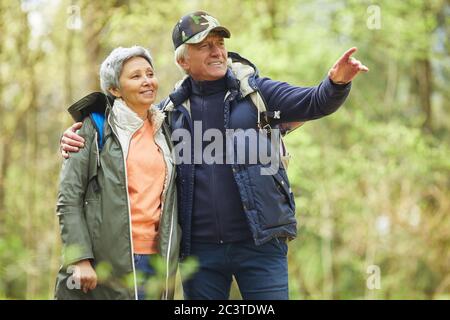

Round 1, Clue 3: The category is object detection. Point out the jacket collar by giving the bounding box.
[189,76,228,96]
[110,98,165,134]
[167,65,244,110]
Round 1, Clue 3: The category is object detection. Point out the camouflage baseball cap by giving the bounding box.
[172,11,231,49]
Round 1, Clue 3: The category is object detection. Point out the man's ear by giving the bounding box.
[177,57,189,72]
[108,87,121,98]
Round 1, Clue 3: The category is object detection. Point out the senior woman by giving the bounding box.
[54,46,180,300]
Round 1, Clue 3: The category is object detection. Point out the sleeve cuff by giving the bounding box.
[326,76,352,89]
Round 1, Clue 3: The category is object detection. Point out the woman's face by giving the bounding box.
[111,56,158,110]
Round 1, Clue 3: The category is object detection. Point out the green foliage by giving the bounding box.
[0,235,30,299]
[284,108,449,299]
[95,261,113,283]
[179,256,200,282]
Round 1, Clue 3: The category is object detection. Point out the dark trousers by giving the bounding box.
[180,238,289,300]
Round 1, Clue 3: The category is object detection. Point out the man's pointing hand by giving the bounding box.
[328,47,369,85]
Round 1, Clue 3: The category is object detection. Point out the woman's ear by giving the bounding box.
[108,87,121,98]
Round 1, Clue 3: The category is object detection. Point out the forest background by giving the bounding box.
[0,0,448,299]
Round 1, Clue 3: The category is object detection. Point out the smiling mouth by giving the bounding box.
[208,62,224,67]
[140,89,155,95]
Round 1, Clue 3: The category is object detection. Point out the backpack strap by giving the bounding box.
[248,90,269,130]
[248,90,304,136]
[247,88,283,133]
[246,88,296,170]
[90,112,106,151]
[87,111,106,193]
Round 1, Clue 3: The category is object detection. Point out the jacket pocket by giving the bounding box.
[246,165,296,229]
[275,167,296,211]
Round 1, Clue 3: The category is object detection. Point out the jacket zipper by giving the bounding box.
[216,91,235,243]
[204,96,222,244]
[153,129,175,300]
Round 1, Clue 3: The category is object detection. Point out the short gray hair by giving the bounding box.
[99,46,153,98]
[174,43,189,74]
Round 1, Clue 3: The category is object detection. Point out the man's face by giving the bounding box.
[180,34,228,81]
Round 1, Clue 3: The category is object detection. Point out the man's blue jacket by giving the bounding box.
[160,52,351,259]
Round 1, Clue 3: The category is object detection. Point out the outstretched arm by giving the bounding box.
[257,47,368,123]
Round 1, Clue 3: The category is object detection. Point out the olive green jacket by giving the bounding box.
[55,96,180,300]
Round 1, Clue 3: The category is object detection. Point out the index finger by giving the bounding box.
[339,47,358,63]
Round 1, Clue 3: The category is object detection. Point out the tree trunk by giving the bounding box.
[64,27,74,106]
[81,1,126,92]
[0,0,6,229]
[416,59,433,132]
